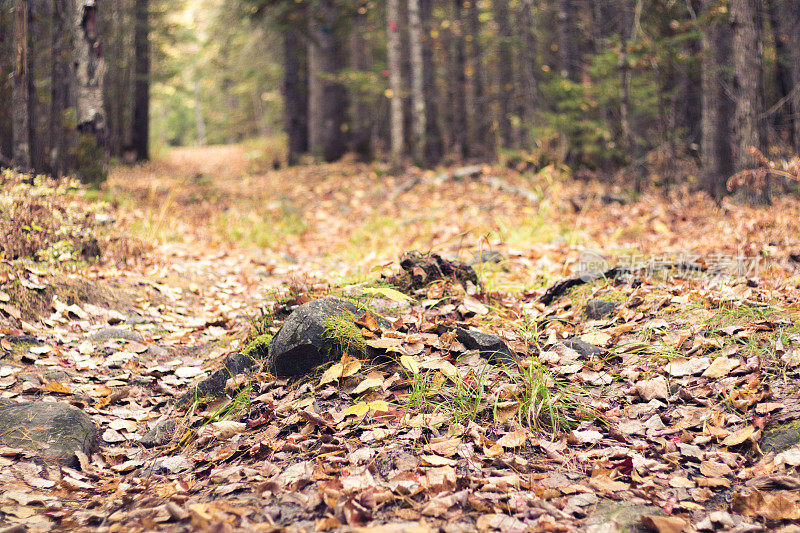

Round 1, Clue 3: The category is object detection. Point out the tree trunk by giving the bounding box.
[194,79,206,146]
[466,0,489,156]
[407,0,425,164]
[492,0,513,148]
[450,0,468,158]
[387,0,404,168]
[348,15,372,160]
[701,0,734,201]
[556,0,579,82]
[771,0,800,152]
[731,0,768,203]
[307,0,348,162]
[51,0,75,177]
[132,0,149,161]
[618,0,637,183]
[519,0,538,137]
[12,0,31,169]
[420,0,442,164]
[284,27,308,166]
[73,0,107,185]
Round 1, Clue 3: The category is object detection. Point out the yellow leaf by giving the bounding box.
[400,355,420,374]
[362,287,413,302]
[44,381,72,394]
[319,363,344,385]
[352,373,384,394]
[341,356,362,377]
[344,402,369,418]
[366,400,390,412]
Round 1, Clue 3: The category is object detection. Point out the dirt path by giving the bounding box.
[1,147,800,531]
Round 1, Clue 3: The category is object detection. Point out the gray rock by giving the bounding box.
[470,250,505,266]
[125,315,154,325]
[267,297,360,377]
[43,370,71,382]
[177,351,254,407]
[585,501,665,533]
[454,327,516,366]
[140,419,180,448]
[564,338,605,358]
[761,420,800,454]
[147,345,169,358]
[88,328,144,343]
[0,400,97,466]
[585,300,620,320]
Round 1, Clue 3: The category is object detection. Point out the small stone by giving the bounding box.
[177,352,254,407]
[454,328,516,366]
[88,328,144,343]
[563,338,605,358]
[585,300,620,320]
[140,419,180,448]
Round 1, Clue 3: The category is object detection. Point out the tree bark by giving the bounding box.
[450,0,468,158]
[51,0,75,177]
[348,14,372,160]
[771,0,800,152]
[701,0,734,201]
[284,27,308,166]
[387,0,404,168]
[519,0,538,136]
[132,0,149,161]
[556,0,579,82]
[12,0,31,169]
[307,0,348,162]
[420,0,442,164]
[466,0,489,156]
[407,0,425,164]
[731,0,768,203]
[492,0,513,148]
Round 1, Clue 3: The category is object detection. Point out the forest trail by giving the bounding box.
[2,149,800,531]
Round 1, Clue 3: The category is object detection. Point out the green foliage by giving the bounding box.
[76,134,108,187]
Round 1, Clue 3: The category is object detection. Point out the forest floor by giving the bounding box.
[1,144,800,532]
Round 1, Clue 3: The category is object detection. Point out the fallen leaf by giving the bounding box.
[702,356,740,378]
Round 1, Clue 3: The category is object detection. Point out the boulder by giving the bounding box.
[455,327,516,366]
[177,351,254,407]
[584,300,620,320]
[268,298,361,377]
[0,400,97,466]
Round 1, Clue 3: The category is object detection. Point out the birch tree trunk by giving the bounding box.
[701,0,734,201]
[12,0,31,170]
[407,0,425,164]
[73,0,107,185]
[387,0,404,168]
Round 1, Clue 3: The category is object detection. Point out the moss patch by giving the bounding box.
[242,333,272,359]
[323,312,366,358]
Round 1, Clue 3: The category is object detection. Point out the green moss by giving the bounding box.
[242,333,272,359]
[323,312,366,357]
[762,420,800,454]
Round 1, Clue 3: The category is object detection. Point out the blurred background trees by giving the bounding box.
[1,0,799,202]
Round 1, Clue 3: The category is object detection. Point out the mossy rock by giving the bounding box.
[761,419,800,454]
[268,297,364,377]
